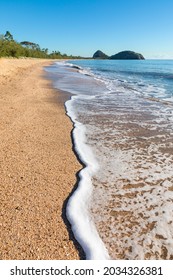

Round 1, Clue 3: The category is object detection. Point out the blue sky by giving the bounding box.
[0,0,173,58]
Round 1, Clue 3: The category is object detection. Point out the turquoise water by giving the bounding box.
[46,60,173,259]
[69,59,173,101]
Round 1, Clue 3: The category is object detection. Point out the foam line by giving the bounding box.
[65,96,110,260]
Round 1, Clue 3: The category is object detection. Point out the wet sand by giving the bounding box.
[89,91,173,259]
[0,58,83,259]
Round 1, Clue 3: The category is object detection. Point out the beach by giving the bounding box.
[0,58,82,259]
[1,58,173,261]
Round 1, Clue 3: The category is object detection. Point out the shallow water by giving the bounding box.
[45,60,173,259]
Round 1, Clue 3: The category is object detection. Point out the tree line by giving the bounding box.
[0,31,82,59]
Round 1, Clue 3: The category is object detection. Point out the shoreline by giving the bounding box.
[46,60,110,259]
[65,95,110,260]
[0,58,84,259]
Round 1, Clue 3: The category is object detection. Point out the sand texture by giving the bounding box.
[0,58,82,259]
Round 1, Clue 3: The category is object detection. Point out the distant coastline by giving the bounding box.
[1,31,146,60]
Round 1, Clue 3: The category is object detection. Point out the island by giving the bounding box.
[93,50,145,60]
[110,50,145,60]
[93,50,109,59]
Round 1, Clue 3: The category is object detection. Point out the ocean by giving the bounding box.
[45,59,173,260]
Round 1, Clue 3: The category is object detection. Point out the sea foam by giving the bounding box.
[65,96,110,260]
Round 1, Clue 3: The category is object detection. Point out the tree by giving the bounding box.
[0,31,81,59]
[42,48,48,54]
[4,31,13,41]
[20,41,40,50]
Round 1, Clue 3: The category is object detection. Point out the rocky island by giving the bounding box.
[93,50,109,59]
[93,50,145,60]
[110,50,145,60]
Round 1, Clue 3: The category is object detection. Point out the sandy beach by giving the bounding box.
[0,58,83,259]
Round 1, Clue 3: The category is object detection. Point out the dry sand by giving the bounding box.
[0,58,83,259]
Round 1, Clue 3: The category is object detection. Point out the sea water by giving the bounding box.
[45,60,173,259]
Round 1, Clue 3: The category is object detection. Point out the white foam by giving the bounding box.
[55,61,74,66]
[65,96,110,260]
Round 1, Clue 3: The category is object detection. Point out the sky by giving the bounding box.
[0,0,173,58]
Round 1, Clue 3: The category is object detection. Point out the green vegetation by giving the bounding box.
[0,31,82,59]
